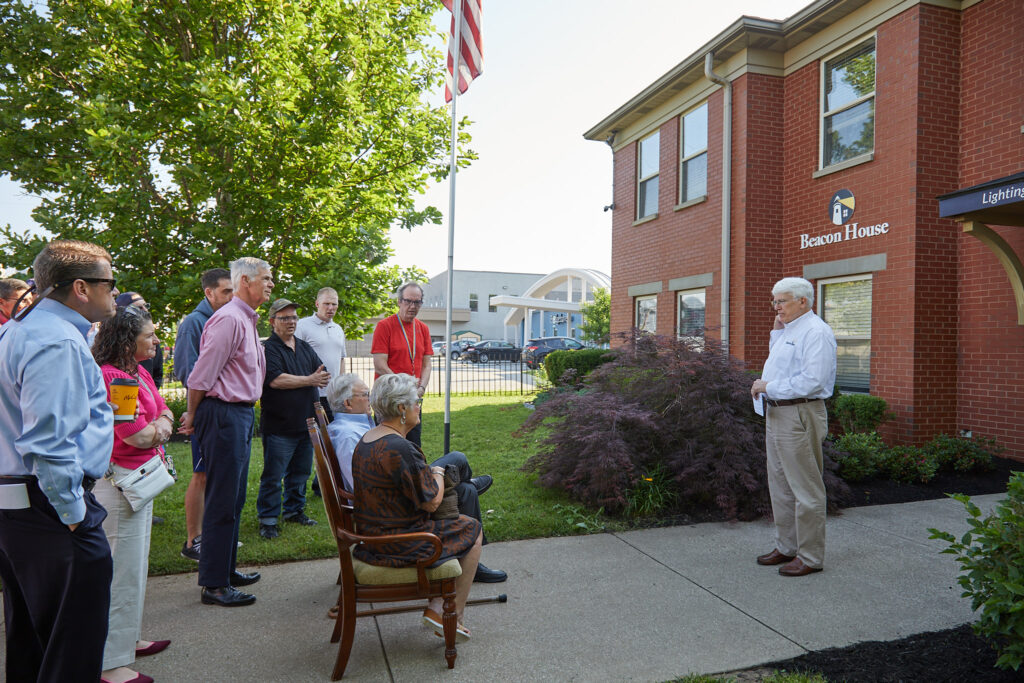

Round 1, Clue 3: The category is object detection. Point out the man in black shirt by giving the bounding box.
[256,299,329,539]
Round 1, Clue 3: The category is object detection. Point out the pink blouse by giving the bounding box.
[101,364,170,469]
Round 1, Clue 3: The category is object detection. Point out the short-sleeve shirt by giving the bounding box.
[371,315,433,379]
[295,314,346,397]
[102,364,168,469]
[261,332,324,436]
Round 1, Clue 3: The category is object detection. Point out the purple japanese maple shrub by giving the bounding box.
[520,333,850,520]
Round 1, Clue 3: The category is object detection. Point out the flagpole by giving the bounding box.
[443,0,463,455]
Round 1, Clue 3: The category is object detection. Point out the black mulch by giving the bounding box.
[759,456,1023,682]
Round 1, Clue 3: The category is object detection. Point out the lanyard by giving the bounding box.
[395,315,415,365]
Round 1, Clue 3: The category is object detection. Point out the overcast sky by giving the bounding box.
[1,0,811,279]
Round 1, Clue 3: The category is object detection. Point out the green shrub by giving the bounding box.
[832,431,886,481]
[544,347,615,385]
[164,395,186,419]
[924,433,1001,473]
[881,445,939,484]
[929,473,1024,671]
[833,394,891,434]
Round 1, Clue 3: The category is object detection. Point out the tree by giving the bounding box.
[0,0,471,333]
[578,287,610,345]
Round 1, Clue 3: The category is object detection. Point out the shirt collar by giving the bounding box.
[784,309,816,330]
[229,295,259,321]
[37,297,93,340]
[196,298,215,316]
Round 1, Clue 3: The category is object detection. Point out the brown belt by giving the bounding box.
[765,398,822,407]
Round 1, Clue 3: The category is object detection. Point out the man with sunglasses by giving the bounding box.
[0,278,31,324]
[371,282,433,447]
[0,240,119,681]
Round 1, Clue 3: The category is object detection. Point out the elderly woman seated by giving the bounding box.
[326,373,506,583]
[350,373,483,641]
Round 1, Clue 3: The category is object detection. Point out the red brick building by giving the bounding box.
[585,0,1024,459]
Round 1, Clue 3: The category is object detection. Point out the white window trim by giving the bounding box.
[675,288,706,339]
[819,34,877,171]
[637,131,660,220]
[818,273,873,393]
[678,102,708,204]
[635,294,657,333]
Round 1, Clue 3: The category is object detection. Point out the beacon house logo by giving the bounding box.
[829,189,855,226]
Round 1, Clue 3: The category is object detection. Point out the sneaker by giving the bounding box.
[259,523,280,540]
[283,512,318,526]
[180,536,201,561]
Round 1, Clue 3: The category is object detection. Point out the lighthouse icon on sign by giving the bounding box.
[829,189,856,225]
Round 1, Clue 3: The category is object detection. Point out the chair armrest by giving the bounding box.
[337,527,444,568]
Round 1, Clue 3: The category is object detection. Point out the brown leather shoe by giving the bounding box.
[756,549,796,566]
[779,557,823,577]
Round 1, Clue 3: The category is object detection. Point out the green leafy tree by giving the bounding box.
[0,0,471,334]
[578,287,610,345]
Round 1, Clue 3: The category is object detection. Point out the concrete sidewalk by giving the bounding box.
[2,494,1001,682]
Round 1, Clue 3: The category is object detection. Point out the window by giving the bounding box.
[819,275,872,392]
[679,103,708,202]
[635,295,657,334]
[676,289,706,338]
[488,294,497,313]
[637,131,660,219]
[564,339,584,350]
[822,37,875,168]
[469,293,478,312]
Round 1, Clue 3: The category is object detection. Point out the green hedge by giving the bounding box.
[544,348,615,385]
[833,393,891,434]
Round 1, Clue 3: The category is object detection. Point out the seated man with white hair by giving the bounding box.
[325,372,507,584]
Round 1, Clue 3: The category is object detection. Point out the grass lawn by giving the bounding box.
[149,394,618,576]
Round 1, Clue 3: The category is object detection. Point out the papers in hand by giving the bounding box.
[753,393,766,416]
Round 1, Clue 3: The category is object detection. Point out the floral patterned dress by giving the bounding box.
[351,433,480,567]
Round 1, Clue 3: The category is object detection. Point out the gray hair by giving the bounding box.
[0,278,29,299]
[773,277,814,307]
[229,257,271,290]
[327,372,363,413]
[370,374,419,420]
[396,281,423,300]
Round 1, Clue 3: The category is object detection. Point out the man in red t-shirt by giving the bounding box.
[371,282,433,446]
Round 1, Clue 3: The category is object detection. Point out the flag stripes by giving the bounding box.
[443,0,482,102]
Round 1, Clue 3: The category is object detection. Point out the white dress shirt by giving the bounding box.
[761,310,837,400]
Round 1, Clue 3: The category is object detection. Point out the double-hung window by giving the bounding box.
[635,295,657,334]
[676,288,706,339]
[819,275,872,392]
[822,37,876,168]
[637,132,660,219]
[679,103,708,203]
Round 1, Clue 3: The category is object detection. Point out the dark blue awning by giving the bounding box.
[938,171,1024,226]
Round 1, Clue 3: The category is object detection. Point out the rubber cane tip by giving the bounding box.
[497,594,508,602]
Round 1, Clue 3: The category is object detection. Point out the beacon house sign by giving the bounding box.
[800,189,889,249]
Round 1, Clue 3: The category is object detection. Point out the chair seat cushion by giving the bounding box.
[352,555,462,585]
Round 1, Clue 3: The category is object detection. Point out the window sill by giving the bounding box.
[813,153,874,179]
[674,195,707,212]
[632,213,659,227]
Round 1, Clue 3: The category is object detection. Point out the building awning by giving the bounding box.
[938,171,1024,324]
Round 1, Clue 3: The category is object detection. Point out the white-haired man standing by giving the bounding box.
[750,277,836,577]
[180,257,273,606]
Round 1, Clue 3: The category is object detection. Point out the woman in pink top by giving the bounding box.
[92,306,174,683]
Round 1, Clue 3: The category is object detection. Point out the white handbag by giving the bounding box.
[109,455,175,511]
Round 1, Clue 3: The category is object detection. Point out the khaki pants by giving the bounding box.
[765,400,828,568]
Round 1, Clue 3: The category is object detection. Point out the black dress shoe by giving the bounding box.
[259,523,280,540]
[201,586,256,606]
[283,512,318,526]
[473,562,507,583]
[230,570,261,586]
[470,475,493,496]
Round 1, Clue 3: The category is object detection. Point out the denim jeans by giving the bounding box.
[257,432,314,524]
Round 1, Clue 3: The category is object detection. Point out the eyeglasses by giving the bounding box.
[274,315,298,322]
[131,299,149,310]
[68,277,118,291]
[400,298,423,305]
[770,298,796,307]
[351,391,369,398]
[12,276,118,323]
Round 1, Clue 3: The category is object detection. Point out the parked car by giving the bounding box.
[462,340,522,363]
[521,336,586,369]
[439,339,475,361]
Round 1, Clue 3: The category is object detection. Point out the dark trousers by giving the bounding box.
[257,432,313,523]
[0,483,112,682]
[196,398,254,588]
[406,416,423,448]
[429,451,485,543]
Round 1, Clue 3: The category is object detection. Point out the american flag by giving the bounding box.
[442,0,482,102]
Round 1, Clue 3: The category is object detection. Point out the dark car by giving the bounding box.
[462,340,522,363]
[521,336,586,369]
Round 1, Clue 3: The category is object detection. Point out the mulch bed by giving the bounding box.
[758,456,1023,682]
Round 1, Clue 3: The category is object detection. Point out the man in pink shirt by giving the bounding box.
[180,257,273,607]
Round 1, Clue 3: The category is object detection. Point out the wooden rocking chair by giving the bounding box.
[306,418,462,679]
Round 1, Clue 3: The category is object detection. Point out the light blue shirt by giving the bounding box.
[761,310,837,401]
[0,298,114,524]
[326,412,374,492]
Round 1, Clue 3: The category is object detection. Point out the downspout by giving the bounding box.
[704,53,731,355]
